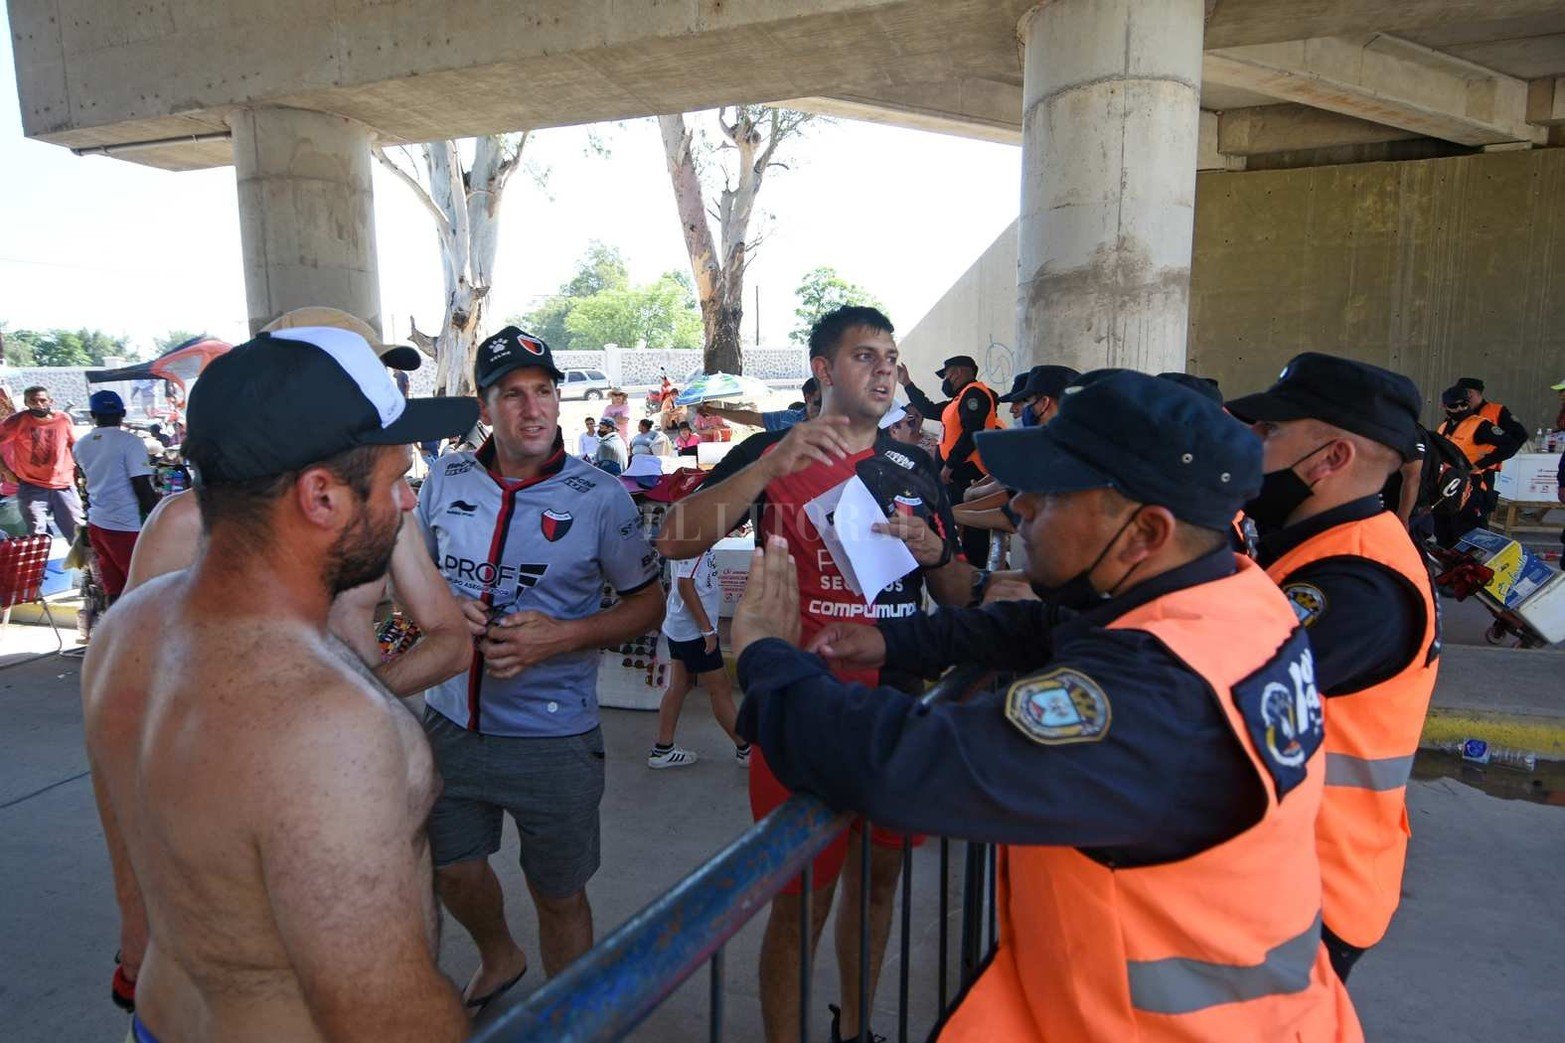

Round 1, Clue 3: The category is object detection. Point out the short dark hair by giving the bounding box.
[585,416,596,425]
[639,418,653,431]
[801,377,819,397]
[23,385,47,399]
[197,444,381,539]
[808,306,894,360]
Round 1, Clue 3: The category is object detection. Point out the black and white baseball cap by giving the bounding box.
[474,326,564,390]
[185,327,478,484]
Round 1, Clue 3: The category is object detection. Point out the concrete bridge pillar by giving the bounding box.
[1016,0,1204,374]
[228,107,382,337]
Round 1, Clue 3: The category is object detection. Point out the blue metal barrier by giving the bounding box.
[471,664,996,1043]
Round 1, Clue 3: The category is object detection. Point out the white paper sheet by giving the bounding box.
[802,476,918,607]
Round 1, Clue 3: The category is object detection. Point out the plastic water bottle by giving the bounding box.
[1446,738,1538,772]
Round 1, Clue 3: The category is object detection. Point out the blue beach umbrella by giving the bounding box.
[673,372,773,406]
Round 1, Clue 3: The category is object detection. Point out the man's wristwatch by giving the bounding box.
[967,568,992,608]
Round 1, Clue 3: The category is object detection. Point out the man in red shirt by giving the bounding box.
[0,385,83,540]
[657,306,976,1043]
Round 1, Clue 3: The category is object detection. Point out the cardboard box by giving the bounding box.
[1495,452,1562,503]
[1514,571,1565,645]
[712,534,754,618]
[1455,528,1560,611]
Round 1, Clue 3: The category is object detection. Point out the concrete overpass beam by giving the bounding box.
[1017,0,1203,375]
[1528,78,1565,127]
[1217,103,1422,155]
[229,107,382,338]
[1198,111,1246,171]
[1204,35,1547,147]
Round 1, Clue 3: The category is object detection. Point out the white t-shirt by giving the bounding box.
[73,426,153,532]
[577,431,600,458]
[662,551,721,643]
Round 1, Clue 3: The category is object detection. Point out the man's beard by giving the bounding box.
[323,502,401,596]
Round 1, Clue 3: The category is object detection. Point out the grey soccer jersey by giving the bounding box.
[417,436,660,736]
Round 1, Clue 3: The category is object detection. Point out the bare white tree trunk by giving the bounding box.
[658,108,809,374]
[374,134,525,395]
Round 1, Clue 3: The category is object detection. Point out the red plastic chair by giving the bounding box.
[0,534,65,652]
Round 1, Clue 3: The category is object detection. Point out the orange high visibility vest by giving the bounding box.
[1443,402,1505,472]
[938,381,1001,475]
[940,557,1361,1043]
[1265,510,1438,950]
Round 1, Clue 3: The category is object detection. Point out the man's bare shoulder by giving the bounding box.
[82,570,191,717]
[124,490,202,592]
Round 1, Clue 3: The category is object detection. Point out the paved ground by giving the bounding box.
[3,610,1563,1041]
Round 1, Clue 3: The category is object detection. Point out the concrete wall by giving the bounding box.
[900,148,1565,430]
[897,221,1022,393]
[1190,147,1565,430]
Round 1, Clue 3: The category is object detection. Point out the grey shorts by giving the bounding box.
[422,708,606,898]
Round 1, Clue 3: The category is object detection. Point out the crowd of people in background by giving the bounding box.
[3,296,1555,1043]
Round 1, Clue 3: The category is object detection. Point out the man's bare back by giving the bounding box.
[84,568,466,1042]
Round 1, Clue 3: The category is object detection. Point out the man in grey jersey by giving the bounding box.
[417,326,663,1008]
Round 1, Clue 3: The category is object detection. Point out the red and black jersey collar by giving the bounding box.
[477,428,567,487]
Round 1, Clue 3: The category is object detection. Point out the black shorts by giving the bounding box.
[666,633,724,674]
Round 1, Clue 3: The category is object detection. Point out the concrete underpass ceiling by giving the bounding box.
[8,0,1565,170]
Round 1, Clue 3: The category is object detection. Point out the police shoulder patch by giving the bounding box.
[964,395,981,410]
[1283,583,1327,626]
[1004,668,1111,746]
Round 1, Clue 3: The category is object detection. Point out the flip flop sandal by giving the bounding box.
[112,951,136,1013]
[465,966,527,1014]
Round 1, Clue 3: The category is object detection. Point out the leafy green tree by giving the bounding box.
[516,241,632,350]
[791,266,884,345]
[154,330,205,352]
[564,272,702,351]
[564,241,630,298]
[0,324,40,366]
[0,327,129,367]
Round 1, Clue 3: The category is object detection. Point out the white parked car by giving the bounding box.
[559,368,611,400]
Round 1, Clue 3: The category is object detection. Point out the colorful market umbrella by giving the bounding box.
[86,336,232,391]
[673,372,774,406]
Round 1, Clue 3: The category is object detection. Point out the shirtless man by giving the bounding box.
[106,320,474,1009]
[83,327,478,1042]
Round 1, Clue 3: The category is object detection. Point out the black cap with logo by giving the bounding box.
[977,369,1262,532]
[1226,352,1422,461]
[185,328,478,485]
[935,354,979,378]
[998,364,1082,403]
[474,326,565,391]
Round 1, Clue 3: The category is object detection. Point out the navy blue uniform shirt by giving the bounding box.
[735,548,1271,867]
[1255,495,1429,695]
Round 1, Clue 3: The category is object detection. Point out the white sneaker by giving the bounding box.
[735,744,752,767]
[648,745,699,769]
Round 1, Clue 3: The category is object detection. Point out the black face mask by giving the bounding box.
[1444,408,1471,422]
[1032,507,1144,615]
[940,378,957,398]
[1243,442,1333,535]
[27,407,50,418]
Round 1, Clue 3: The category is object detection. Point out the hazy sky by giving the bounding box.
[0,20,1021,357]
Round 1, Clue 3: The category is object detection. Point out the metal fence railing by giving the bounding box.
[471,665,1001,1043]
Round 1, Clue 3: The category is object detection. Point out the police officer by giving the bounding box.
[899,354,1003,565]
[731,370,1360,1042]
[1438,378,1527,532]
[1228,353,1439,983]
[952,364,1081,545]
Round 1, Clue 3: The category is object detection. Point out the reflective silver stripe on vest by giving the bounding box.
[1325,752,1415,792]
[1128,914,1321,1015]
